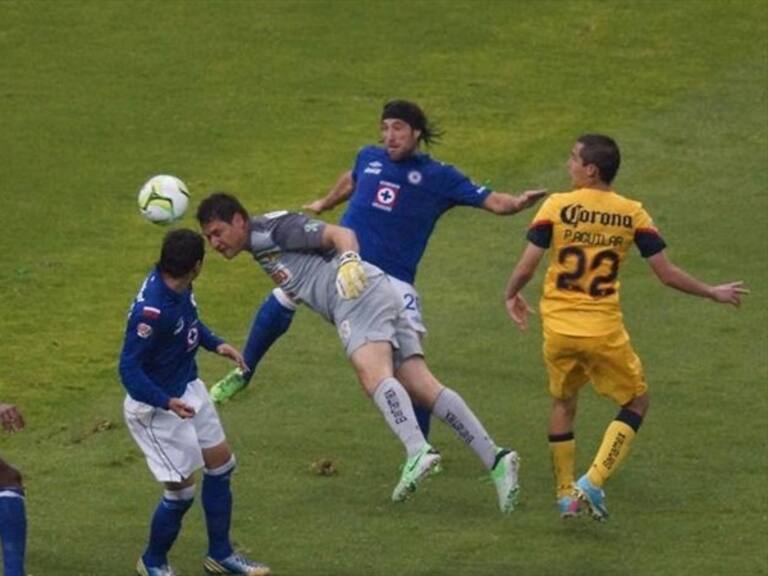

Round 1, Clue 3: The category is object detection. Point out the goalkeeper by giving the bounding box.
[208,100,545,442]
[197,193,522,513]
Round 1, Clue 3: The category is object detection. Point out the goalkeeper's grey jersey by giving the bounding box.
[247,212,384,323]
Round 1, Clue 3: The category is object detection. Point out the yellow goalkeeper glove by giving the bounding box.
[336,251,367,299]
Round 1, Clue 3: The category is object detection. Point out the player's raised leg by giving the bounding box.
[210,289,297,403]
[576,398,647,521]
[0,459,26,576]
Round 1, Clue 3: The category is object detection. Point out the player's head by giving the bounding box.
[158,229,205,279]
[380,100,441,161]
[570,134,621,187]
[196,193,250,260]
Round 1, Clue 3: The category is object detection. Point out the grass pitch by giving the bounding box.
[0,2,766,575]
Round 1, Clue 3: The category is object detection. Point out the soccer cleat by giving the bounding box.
[490,449,520,513]
[210,369,248,403]
[558,495,582,518]
[204,553,271,576]
[136,558,177,576]
[575,474,609,521]
[392,443,442,502]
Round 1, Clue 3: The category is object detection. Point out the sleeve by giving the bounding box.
[271,212,327,251]
[526,198,556,249]
[439,164,491,207]
[634,207,666,258]
[198,320,225,352]
[350,147,367,185]
[118,306,172,409]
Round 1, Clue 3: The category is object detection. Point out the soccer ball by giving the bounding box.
[137,175,190,224]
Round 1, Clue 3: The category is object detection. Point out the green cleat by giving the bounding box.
[392,443,442,502]
[209,369,248,403]
[490,449,520,513]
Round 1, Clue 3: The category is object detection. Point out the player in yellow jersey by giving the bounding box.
[504,134,748,521]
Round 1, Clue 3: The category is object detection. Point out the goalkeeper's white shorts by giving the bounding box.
[124,378,226,483]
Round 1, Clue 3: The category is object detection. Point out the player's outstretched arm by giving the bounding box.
[647,251,749,307]
[0,403,25,433]
[482,189,547,215]
[304,170,355,215]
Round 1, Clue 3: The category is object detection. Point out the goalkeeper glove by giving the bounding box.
[336,251,367,299]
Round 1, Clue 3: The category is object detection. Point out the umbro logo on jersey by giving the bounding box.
[407,170,422,185]
[373,181,400,212]
[364,161,383,175]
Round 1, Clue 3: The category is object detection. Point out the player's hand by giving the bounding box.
[506,293,534,331]
[515,189,547,212]
[168,398,195,419]
[710,281,750,307]
[216,343,249,373]
[303,200,325,215]
[0,403,25,433]
[336,251,367,299]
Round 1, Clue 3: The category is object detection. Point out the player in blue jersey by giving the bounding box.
[119,229,270,576]
[210,100,545,439]
[0,402,26,576]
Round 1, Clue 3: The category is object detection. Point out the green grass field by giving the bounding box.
[1,1,766,574]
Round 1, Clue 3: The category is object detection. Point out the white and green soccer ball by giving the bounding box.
[137,175,190,224]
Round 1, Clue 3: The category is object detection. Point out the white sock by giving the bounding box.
[372,377,427,458]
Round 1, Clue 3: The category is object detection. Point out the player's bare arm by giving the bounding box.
[505,243,546,330]
[647,251,749,307]
[304,170,355,214]
[0,403,25,433]
[216,343,248,373]
[482,189,547,215]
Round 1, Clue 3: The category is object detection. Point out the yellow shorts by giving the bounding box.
[543,327,647,406]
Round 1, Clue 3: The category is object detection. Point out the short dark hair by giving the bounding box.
[158,229,204,278]
[577,134,621,184]
[381,99,442,145]
[196,192,249,226]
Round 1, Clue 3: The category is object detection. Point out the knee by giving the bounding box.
[0,461,23,489]
[625,393,650,418]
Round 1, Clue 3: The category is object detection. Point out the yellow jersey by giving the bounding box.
[527,187,665,336]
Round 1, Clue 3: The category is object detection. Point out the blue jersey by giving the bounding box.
[340,146,491,284]
[118,267,224,409]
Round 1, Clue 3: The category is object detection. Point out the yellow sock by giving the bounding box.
[587,420,637,487]
[549,434,576,499]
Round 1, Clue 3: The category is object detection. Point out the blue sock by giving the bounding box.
[142,488,194,568]
[414,405,431,439]
[203,459,236,560]
[0,488,26,576]
[242,292,296,384]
